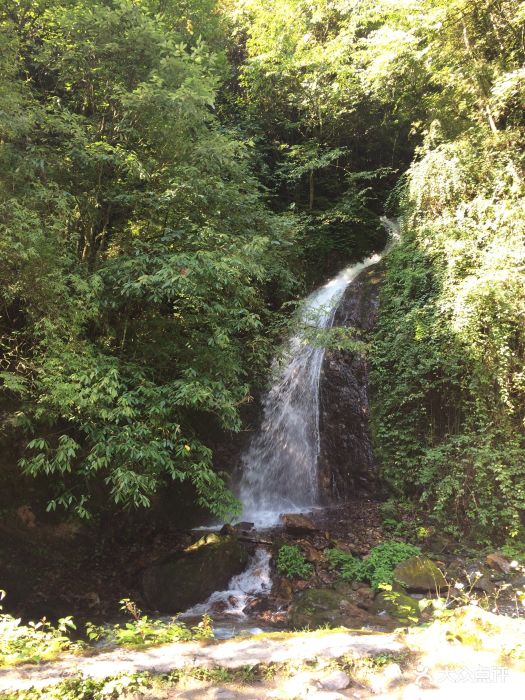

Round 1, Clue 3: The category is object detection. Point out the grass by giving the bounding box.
[0,595,214,668]
[0,607,82,667]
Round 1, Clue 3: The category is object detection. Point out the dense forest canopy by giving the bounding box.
[1,0,524,541]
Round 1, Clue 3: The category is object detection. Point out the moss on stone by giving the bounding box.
[393,557,447,592]
[371,591,421,622]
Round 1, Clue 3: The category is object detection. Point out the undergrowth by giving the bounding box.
[85,599,213,648]
[0,591,80,666]
[326,542,421,589]
[276,545,313,579]
[0,593,213,668]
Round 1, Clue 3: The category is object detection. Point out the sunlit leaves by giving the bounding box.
[372,1,525,537]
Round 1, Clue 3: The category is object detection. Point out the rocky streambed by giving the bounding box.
[3,493,524,636]
[139,501,525,637]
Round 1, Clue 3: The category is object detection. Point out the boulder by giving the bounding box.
[299,541,325,562]
[243,596,271,615]
[371,591,421,622]
[289,587,388,629]
[486,552,511,574]
[393,556,447,592]
[369,663,404,694]
[142,534,248,612]
[219,524,236,536]
[281,513,318,535]
[333,580,374,608]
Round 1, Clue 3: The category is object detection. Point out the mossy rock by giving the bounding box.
[142,534,248,612]
[372,591,421,622]
[289,588,381,629]
[393,556,447,592]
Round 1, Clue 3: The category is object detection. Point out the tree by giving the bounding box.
[0,0,297,519]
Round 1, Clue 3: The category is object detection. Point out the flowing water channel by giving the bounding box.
[180,548,274,638]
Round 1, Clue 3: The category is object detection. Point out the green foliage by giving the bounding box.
[373,138,525,540]
[327,542,421,590]
[364,0,525,541]
[2,0,525,539]
[0,591,79,666]
[381,501,431,542]
[0,0,299,519]
[499,542,525,565]
[4,674,150,700]
[85,599,213,648]
[0,590,212,670]
[276,545,313,580]
[3,666,260,700]
[325,549,361,582]
[226,0,402,272]
[359,542,422,590]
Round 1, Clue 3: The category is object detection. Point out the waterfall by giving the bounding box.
[182,221,399,631]
[239,220,399,528]
[240,259,388,527]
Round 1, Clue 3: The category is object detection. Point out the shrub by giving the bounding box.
[276,545,313,579]
[372,135,525,540]
[0,591,79,666]
[325,548,361,581]
[327,542,421,590]
[85,599,213,647]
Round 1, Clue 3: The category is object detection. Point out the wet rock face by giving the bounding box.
[319,265,383,500]
[142,534,248,613]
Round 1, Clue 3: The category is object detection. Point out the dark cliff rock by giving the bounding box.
[318,263,383,500]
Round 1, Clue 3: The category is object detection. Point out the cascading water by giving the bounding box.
[183,548,272,618]
[180,548,273,638]
[239,251,389,528]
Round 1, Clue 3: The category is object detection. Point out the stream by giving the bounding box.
[180,548,274,639]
